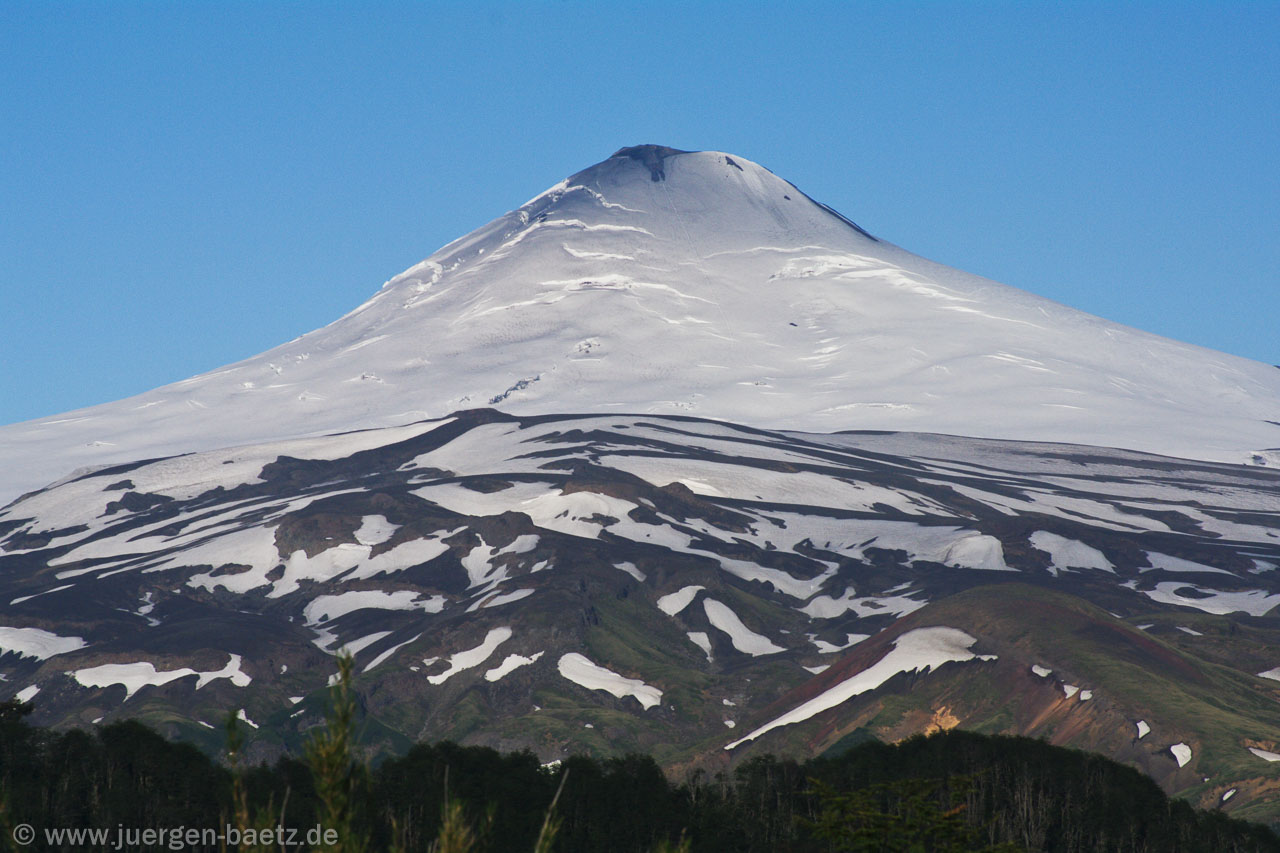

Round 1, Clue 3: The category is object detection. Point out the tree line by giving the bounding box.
[1,660,1277,851]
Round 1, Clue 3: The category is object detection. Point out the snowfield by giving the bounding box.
[0,626,87,660]
[3,147,1280,504]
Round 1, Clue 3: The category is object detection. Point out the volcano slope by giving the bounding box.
[3,146,1280,506]
[6,145,1280,822]
[4,410,1280,820]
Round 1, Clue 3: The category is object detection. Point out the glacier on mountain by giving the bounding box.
[4,146,1280,504]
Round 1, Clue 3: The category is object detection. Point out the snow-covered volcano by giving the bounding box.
[5,145,1280,502]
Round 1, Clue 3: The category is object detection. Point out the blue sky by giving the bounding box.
[2,1,1277,426]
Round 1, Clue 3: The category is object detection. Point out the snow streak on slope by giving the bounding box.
[427,628,512,685]
[4,147,1280,503]
[724,627,988,749]
[702,599,785,656]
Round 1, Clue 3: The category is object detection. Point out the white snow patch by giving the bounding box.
[703,599,785,655]
[803,664,831,675]
[1080,690,1093,701]
[1143,552,1236,577]
[70,654,249,700]
[605,454,937,514]
[1249,747,1280,762]
[809,633,869,654]
[0,626,87,660]
[342,631,392,656]
[267,535,452,597]
[304,590,446,624]
[484,651,544,682]
[11,584,75,605]
[687,631,713,661]
[470,588,535,610]
[167,526,284,594]
[353,515,399,546]
[1257,667,1280,682]
[458,533,543,592]
[363,633,423,673]
[1171,743,1192,767]
[726,627,986,749]
[716,556,834,600]
[236,709,259,730]
[311,624,340,653]
[799,587,927,620]
[1136,720,1151,739]
[1063,684,1080,699]
[1177,626,1203,636]
[340,536,455,582]
[557,653,662,709]
[1223,788,1237,802]
[427,628,511,685]
[1031,665,1052,678]
[1028,531,1113,574]
[942,534,1015,572]
[15,684,39,703]
[1140,583,1280,616]
[615,562,646,582]
[477,488,633,540]
[503,534,540,554]
[194,653,252,688]
[657,585,704,616]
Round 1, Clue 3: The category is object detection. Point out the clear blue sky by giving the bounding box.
[3,1,1277,426]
